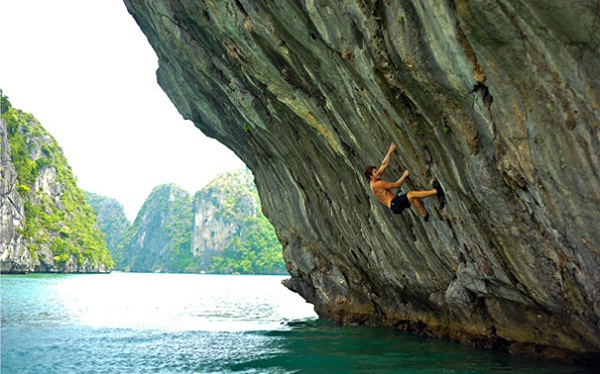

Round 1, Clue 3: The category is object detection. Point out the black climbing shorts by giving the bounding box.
[390,194,410,214]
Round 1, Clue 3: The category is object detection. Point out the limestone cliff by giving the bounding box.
[192,168,285,274]
[85,191,130,256]
[192,168,259,267]
[0,113,27,272]
[111,169,284,274]
[1,99,113,273]
[114,183,193,272]
[124,0,600,362]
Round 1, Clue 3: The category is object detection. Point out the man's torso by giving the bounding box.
[370,181,395,208]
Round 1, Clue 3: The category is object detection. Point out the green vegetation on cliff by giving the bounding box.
[200,169,285,275]
[113,184,194,272]
[85,191,130,254]
[2,94,114,271]
[211,214,285,274]
[100,169,285,274]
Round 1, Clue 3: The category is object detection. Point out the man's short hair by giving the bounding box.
[364,165,376,180]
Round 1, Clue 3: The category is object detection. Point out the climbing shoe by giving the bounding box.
[433,179,444,197]
[433,179,446,209]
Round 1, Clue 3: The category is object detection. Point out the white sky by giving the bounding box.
[0,0,245,221]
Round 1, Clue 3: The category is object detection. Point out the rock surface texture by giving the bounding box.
[124,0,600,362]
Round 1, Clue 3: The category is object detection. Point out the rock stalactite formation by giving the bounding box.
[124,0,600,362]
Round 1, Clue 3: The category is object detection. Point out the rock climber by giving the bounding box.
[364,143,444,221]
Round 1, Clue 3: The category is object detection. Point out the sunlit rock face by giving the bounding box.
[124,0,600,362]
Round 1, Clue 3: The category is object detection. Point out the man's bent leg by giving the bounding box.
[407,190,437,201]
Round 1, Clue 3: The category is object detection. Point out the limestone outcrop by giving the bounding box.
[85,191,131,255]
[124,0,600,362]
[192,168,259,269]
[114,183,193,272]
[110,169,284,274]
[192,168,285,274]
[1,106,113,273]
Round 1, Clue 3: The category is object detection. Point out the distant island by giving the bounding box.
[87,169,286,275]
[1,92,113,273]
[1,90,286,275]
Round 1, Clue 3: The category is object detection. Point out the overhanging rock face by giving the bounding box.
[124,0,600,361]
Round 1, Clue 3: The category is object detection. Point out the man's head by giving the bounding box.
[364,165,377,181]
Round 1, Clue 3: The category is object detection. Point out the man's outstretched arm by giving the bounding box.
[377,143,397,175]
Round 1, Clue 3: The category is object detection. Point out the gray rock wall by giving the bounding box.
[124,0,600,362]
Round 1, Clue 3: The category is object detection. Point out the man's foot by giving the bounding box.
[433,179,446,209]
[433,179,444,197]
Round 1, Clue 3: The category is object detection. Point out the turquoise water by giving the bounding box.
[1,273,595,373]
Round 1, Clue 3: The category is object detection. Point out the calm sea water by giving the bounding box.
[1,273,596,373]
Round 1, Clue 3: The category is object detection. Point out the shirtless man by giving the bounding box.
[364,143,443,220]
